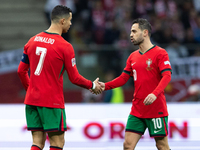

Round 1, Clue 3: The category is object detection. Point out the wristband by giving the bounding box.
[92,82,96,90]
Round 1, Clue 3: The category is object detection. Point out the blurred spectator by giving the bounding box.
[134,0,154,18]
[98,48,122,77]
[151,18,165,44]
[179,0,194,30]
[104,20,120,44]
[73,0,89,19]
[121,10,133,36]
[91,0,106,44]
[187,83,200,101]
[70,17,87,44]
[154,0,177,19]
[184,28,197,44]
[188,9,199,31]
[166,12,185,42]
[166,37,189,62]
[123,0,134,11]
[183,28,197,56]
[192,15,200,43]
[161,27,174,44]
[193,47,200,56]
[102,0,115,20]
[114,30,130,51]
[193,0,200,13]
[113,0,126,24]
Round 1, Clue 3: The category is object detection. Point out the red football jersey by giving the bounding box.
[124,45,172,118]
[18,31,92,108]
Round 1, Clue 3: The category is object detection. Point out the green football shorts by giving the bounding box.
[125,114,168,137]
[25,105,67,132]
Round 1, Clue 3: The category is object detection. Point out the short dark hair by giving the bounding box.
[132,18,152,37]
[51,5,72,22]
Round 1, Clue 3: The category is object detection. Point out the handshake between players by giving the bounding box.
[90,78,105,95]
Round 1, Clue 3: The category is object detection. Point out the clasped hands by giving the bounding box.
[90,78,157,105]
[90,77,105,94]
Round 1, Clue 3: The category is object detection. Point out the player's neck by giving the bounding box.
[139,40,154,53]
[46,24,62,36]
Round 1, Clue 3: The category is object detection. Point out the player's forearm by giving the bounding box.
[18,73,29,91]
[105,72,130,90]
[17,70,29,91]
[17,62,30,90]
[69,73,93,89]
[152,71,171,97]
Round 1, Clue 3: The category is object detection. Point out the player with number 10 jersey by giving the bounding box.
[105,45,172,118]
[123,45,172,118]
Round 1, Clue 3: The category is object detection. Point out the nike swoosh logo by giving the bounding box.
[131,62,136,66]
[154,130,161,133]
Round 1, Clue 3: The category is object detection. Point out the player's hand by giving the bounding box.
[91,78,103,95]
[143,93,157,105]
[98,81,105,91]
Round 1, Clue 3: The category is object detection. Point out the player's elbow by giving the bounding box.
[70,76,80,85]
[168,74,171,82]
[17,68,23,77]
[17,68,27,80]
[164,72,171,78]
[162,71,171,82]
[164,74,171,83]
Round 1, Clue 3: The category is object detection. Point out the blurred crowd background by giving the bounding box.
[1,0,200,103]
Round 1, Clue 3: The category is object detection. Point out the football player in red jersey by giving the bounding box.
[18,5,102,150]
[98,18,172,150]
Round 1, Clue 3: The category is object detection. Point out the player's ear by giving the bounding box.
[60,18,65,25]
[143,29,148,37]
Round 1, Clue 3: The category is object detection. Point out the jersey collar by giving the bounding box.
[43,31,59,35]
[139,45,156,55]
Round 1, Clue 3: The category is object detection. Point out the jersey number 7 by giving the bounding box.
[34,47,47,76]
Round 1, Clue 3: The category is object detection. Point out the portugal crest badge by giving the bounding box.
[146,58,153,71]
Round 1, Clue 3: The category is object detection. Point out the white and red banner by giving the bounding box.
[0,103,199,144]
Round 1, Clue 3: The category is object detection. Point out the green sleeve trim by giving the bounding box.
[123,70,131,75]
[161,68,172,74]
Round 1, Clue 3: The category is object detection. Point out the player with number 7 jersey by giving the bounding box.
[18,31,94,109]
[17,5,103,150]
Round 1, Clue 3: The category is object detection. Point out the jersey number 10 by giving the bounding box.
[133,69,137,81]
[34,47,47,76]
